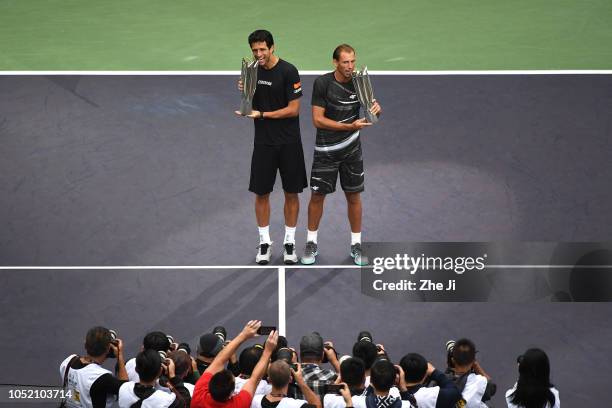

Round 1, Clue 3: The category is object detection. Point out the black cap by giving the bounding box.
[198,333,223,357]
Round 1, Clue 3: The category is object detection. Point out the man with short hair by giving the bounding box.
[251,361,321,408]
[339,357,367,395]
[292,332,339,400]
[325,360,413,408]
[444,339,495,407]
[236,29,307,265]
[118,349,191,407]
[399,353,461,408]
[301,43,381,266]
[126,331,172,382]
[235,346,272,396]
[191,320,278,408]
[59,326,128,407]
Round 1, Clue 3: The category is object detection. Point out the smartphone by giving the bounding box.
[257,326,276,335]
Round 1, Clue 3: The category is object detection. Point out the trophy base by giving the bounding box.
[239,99,252,116]
[365,110,379,124]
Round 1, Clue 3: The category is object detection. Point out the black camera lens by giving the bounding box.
[213,326,227,342]
[106,329,118,359]
[177,342,191,355]
[357,331,373,343]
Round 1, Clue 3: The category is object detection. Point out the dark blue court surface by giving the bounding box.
[1,75,611,265]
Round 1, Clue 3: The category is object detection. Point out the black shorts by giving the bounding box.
[310,141,364,194]
[249,143,308,195]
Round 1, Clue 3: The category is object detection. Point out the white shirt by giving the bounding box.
[251,394,307,408]
[413,386,440,408]
[323,393,413,408]
[118,381,176,408]
[234,376,273,396]
[59,354,117,408]
[505,385,560,408]
[461,373,489,408]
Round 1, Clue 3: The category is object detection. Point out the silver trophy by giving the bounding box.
[351,66,378,124]
[239,58,259,115]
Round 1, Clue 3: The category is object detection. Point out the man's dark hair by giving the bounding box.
[143,331,170,352]
[400,353,428,383]
[268,360,291,388]
[370,359,396,392]
[169,350,191,379]
[85,326,112,357]
[340,357,366,388]
[333,44,355,60]
[239,346,263,376]
[209,369,235,402]
[136,349,162,383]
[352,340,378,370]
[248,30,274,48]
[452,338,476,367]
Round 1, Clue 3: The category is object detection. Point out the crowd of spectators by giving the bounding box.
[59,322,560,408]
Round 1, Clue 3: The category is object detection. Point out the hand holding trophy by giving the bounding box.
[351,66,379,124]
[239,58,259,115]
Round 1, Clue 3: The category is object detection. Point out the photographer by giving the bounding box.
[251,361,321,408]
[118,349,191,407]
[326,360,414,408]
[444,339,496,407]
[292,332,338,400]
[323,357,366,408]
[126,331,173,383]
[235,345,273,396]
[352,341,378,388]
[196,327,240,376]
[59,326,128,407]
[191,320,278,408]
[167,350,198,397]
[399,353,461,408]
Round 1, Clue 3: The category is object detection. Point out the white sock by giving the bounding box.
[307,229,318,244]
[258,225,271,244]
[351,232,361,245]
[284,226,296,244]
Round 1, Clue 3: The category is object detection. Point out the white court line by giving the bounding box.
[2,70,612,76]
[0,264,610,270]
[278,267,286,336]
[0,265,360,270]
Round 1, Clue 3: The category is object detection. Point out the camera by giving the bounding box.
[357,331,373,343]
[322,343,338,364]
[213,326,227,343]
[325,384,345,395]
[106,329,119,359]
[177,342,191,355]
[166,335,179,351]
[445,339,456,368]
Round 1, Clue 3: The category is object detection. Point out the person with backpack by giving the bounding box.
[444,339,496,407]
